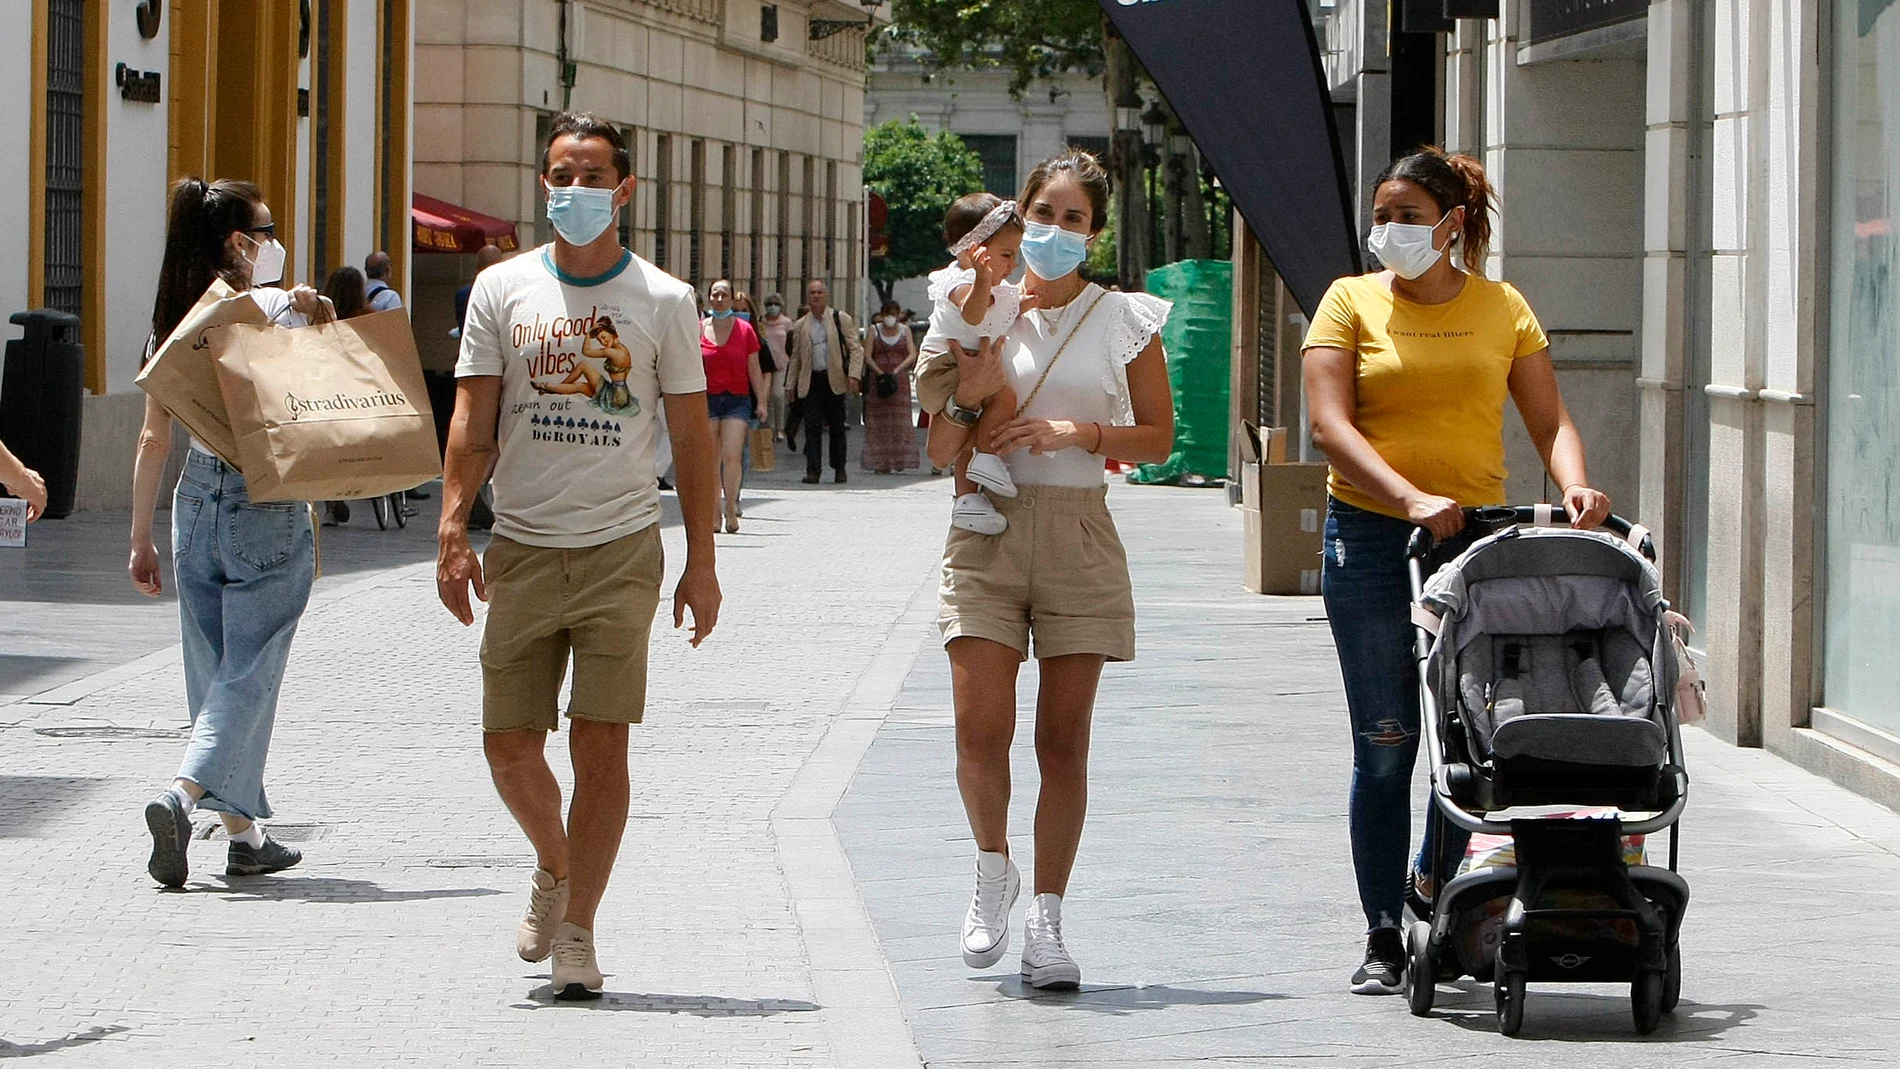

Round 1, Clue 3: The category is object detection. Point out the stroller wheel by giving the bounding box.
[1661,943,1681,1013]
[1495,970,1526,1037]
[1632,968,1666,1035]
[1405,920,1436,1016]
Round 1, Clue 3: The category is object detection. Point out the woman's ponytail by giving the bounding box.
[148,177,263,352]
[1373,146,1495,275]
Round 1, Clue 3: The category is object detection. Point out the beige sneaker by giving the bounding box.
[551,922,605,1001]
[516,869,570,963]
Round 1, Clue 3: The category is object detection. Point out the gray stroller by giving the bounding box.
[1404,506,1690,1036]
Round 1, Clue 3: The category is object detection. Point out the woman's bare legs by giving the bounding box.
[1028,653,1104,895]
[715,417,748,527]
[949,637,1022,855]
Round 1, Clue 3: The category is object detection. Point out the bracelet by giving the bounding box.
[1092,422,1105,453]
[1562,483,1589,497]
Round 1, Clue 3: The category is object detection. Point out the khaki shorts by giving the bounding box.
[938,484,1136,662]
[480,527,664,732]
[914,344,959,416]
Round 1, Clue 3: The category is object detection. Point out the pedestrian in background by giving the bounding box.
[924,150,1176,989]
[130,177,325,888]
[784,280,864,484]
[437,113,723,1001]
[757,293,795,447]
[862,299,919,474]
[701,279,766,532]
[363,250,403,312]
[0,439,46,521]
[1302,146,1611,996]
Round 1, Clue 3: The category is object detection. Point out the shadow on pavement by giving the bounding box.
[0,1024,132,1058]
[512,989,821,1017]
[195,874,506,904]
[1429,985,1763,1041]
[971,975,1294,1012]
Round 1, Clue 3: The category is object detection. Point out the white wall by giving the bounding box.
[344,0,382,278]
[0,1,34,339]
[101,4,172,392]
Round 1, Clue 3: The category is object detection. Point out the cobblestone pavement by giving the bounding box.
[836,487,1900,1067]
[0,434,941,1067]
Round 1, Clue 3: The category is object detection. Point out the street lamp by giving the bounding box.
[1141,100,1167,265]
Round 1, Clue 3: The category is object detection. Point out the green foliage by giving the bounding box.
[1086,205,1118,282]
[864,118,988,298]
[885,0,1106,97]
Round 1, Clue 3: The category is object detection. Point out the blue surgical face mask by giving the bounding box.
[710,308,736,319]
[1019,220,1091,280]
[544,181,619,246]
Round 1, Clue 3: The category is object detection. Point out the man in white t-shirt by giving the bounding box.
[436,112,722,1002]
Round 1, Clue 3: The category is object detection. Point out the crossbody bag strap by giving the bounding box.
[1013,289,1108,418]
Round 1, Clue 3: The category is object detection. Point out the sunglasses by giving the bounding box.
[244,223,277,237]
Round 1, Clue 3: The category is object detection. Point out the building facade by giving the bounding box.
[412,0,879,370]
[1293,0,1900,807]
[1,0,413,511]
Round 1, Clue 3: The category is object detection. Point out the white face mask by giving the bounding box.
[882,316,899,329]
[1366,216,1453,280]
[245,234,288,286]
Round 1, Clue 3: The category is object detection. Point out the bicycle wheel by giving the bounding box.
[390,491,408,529]
[371,495,389,530]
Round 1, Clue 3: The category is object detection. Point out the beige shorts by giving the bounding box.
[914,344,959,416]
[938,484,1136,662]
[480,526,664,732]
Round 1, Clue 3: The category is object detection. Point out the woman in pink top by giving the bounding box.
[757,292,795,441]
[701,279,765,532]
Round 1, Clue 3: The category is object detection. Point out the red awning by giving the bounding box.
[412,193,520,254]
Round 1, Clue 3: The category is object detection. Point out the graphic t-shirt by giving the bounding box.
[1301,272,1550,517]
[456,245,705,548]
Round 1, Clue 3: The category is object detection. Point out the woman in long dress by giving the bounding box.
[862,300,919,474]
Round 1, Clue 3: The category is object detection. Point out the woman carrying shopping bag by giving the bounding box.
[129,178,326,887]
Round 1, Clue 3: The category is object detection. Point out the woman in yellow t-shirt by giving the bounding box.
[1301,148,1612,996]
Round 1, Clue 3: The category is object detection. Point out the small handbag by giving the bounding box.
[875,372,898,398]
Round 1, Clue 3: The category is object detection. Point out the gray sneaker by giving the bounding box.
[226,835,302,876]
[143,790,192,888]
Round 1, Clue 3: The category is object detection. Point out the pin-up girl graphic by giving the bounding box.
[533,316,639,416]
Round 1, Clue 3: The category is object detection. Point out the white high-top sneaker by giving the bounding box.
[961,849,1020,968]
[1020,892,1081,989]
[965,452,1019,498]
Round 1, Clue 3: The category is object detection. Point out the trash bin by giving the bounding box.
[0,309,85,519]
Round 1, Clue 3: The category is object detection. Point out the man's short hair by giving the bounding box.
[364,250,391,279]
[541,112,632,182]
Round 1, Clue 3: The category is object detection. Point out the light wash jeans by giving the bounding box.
[171,450,315,820]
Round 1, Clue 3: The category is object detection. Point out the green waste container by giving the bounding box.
[1128,260,1231,486]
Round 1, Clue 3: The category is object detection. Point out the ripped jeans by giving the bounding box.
[1321,498,1473,932]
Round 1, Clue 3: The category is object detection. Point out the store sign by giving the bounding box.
[0,500,27,548]
[1525,0,1647,43]
[115,63,161,103]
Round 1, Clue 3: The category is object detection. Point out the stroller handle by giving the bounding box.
[1405,505,1657,564]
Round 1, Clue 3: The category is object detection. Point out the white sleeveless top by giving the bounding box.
[998,284,1170,488]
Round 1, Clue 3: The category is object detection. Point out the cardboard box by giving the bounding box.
[1238,422,1328,595]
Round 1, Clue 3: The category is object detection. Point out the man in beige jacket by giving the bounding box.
[784,279,866,483]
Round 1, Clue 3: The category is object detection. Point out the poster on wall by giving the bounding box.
[0,499,27,548]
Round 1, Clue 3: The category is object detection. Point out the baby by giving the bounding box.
[916,193,1026,535]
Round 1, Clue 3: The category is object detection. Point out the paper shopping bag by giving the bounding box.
[750,425,777,471]
[214,308,442,502]
[134,279,272,465]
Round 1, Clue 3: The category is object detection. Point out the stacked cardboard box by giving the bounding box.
[1238,423,1329,595]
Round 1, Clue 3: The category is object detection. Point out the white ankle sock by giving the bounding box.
[168,786,197,815]
[228,823,265,848]
[976,849,1009,879]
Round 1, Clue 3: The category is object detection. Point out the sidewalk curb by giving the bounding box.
[771,569,936,1069]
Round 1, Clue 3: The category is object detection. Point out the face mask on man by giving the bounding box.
[544,181,619,246]
[1366,214,1456,280]
[243,234,288,286]
[1019,221,1091,280]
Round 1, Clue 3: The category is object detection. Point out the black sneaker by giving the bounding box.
[143,790,192,888]
[1351,927,1406,995]
[227,835,303,876]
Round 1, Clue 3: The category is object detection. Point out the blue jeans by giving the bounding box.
[1321,498,1472,931]
[171,450,315,820]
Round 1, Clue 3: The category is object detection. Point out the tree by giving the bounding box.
[863,118,987,305]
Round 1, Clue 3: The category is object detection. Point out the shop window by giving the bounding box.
[959,134,1019,197]
[1822,0,1900,739]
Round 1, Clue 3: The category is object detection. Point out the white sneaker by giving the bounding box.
[1020,893,1081,989]
[961,850,1020,968]
[951,493,1008,536]
[517,869,570,963]
[966,452,1019,498]
[551,922,605,1001]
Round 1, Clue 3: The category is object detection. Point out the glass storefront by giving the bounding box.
[1823,0,1900,735]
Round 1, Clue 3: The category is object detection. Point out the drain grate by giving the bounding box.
[418,855,537,870]
[34,726,187,741]
[195,822,332,842]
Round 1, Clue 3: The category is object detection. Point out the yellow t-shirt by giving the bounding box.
[1301,272,1549,518]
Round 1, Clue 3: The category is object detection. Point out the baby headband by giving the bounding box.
[948,200,1021,257]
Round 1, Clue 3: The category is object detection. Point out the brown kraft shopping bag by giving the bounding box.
[750,425,777,471]
[134,279,272,465]
[214,308,442,502]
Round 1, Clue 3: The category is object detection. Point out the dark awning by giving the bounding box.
[1099,0,1362,315]
[413,193,521,255]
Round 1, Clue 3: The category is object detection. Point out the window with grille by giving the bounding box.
[777,151,791,298]
[43,0,84,317]
[958,134,1019,197]
[654,133,672,270]
[801,156,815,285]
[825,161,838,281]
[721,144,736,282]
[750,148,766,299]
[689,139,705,285]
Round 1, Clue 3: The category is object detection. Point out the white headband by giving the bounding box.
[948,200,1020,257]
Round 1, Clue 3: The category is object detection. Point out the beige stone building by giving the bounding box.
[413,0,881,369]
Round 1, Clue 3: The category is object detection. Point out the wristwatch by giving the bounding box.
[943,398,982,428]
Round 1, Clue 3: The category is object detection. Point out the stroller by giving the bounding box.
[1403,505,1690,1036]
